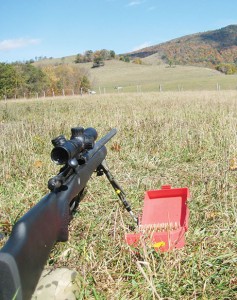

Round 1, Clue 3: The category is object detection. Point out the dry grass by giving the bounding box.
[0,91,237,299]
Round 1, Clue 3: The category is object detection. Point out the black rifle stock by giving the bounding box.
[0,127,128,300]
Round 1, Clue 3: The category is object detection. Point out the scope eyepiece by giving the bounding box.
[51,127,98,165]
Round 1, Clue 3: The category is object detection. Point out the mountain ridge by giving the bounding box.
[127,25,237,68]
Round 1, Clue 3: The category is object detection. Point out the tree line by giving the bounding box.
[74,49,144,66]
[0,62,91,99]
[74,49,116,65]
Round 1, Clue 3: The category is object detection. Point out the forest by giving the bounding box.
[0,62,91,99]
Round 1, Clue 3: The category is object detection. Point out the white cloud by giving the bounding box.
[147,6,156,11]
[132,42,151,51]
[127,1,142,7]
[0,38,41,51]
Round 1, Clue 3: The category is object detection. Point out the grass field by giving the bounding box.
[34,58,237,94]
[88,60,237,93]
[0,91,237,299]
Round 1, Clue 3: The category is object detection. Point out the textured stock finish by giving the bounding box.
[0,253,22,300]
[0,145,107,300]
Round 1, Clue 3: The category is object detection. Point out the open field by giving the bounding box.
[0,91,237,299]
[34,58,237,93]
[88,60,237,93]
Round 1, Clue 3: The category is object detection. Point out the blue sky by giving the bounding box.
[1,0,237,62]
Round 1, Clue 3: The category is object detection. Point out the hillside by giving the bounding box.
[128,25,237,68]
[30,25,237,94]
[76,60,237,92]
[33,58,237,93]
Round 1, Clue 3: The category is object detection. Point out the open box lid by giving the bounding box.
[141,185,190,228]
[125,185,190,252]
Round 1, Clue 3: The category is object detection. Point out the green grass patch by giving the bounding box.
[0,91,237,299]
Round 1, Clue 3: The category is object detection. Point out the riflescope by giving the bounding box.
[51,127,98,165]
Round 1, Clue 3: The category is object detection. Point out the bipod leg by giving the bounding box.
[97,160,138,224]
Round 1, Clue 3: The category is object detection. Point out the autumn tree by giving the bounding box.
[74,54,84,63]
[133,58,142,64]
[41,64,91,95]
[110,50,115,58]
[0,63,49,98]
[0,63,17,98]
[84,50,94,62]
[216,63,237,74]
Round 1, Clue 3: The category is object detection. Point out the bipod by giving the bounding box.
[97,160,138,224]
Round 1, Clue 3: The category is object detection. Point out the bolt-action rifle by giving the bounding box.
[0,127,137,300]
